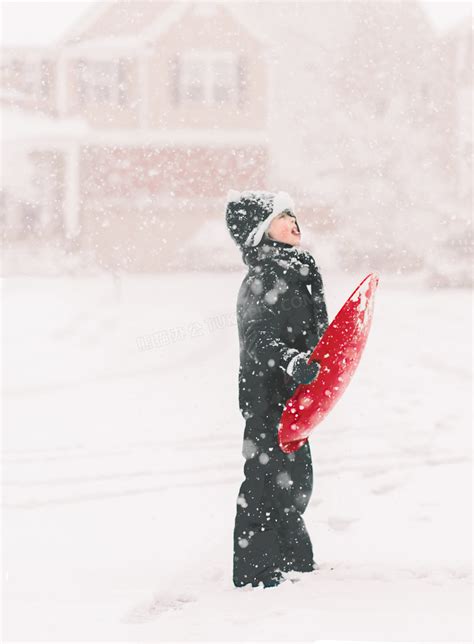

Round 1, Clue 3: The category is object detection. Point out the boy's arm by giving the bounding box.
[241,298,300,373]
[311,267,329,337]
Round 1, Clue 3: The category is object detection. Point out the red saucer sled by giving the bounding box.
[278,272,380,454]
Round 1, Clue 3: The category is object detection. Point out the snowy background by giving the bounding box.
[1,1,473,642]
[2,269,472,641]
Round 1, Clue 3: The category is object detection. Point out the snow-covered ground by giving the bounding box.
[2,270,472,642]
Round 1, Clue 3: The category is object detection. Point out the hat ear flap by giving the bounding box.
[226,189,241,204]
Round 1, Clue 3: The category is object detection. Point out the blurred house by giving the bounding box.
[422,17,472,288]
[448,18,472,202]
[1,1,270,271]
[0,1,471,275]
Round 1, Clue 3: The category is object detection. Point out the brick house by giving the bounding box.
[1,1,276,271]
[0,1,470,273]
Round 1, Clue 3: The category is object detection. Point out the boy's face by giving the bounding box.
[266,211,301,246]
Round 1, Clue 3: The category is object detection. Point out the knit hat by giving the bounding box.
[225,189,297,250]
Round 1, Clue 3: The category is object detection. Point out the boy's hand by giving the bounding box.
[286,350,321,385]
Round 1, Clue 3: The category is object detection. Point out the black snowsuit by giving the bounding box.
[232,236,329,587]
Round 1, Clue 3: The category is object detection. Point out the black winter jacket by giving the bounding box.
[236,236,329,424]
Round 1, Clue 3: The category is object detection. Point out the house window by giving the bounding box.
[76,59,130,106]
[181,56,206,101]
[76,59,87,106]
[11,58,23,77]
[213,56,238,103]
[90,61,116,102]
[40,60,52,99]
[22,202,40,235]
[22,62,38,94]
[178,51,239,105]
[117,59,129,106]
[0,58,22,86]
[6,58,24,88]
[1,58,52,98]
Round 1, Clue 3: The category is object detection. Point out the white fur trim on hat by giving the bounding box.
[226,189,241,204]
[244,191,295,247]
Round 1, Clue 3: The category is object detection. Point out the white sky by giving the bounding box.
[0,0,472,48]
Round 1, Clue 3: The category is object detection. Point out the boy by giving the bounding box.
[225,189,329,589]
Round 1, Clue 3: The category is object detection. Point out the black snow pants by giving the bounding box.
[232,408,315,587]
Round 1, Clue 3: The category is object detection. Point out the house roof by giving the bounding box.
[56,1,171,46]
[58,34,144,55]
[57,0,269,52]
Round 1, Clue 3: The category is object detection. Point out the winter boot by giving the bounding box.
[252,569,287,589]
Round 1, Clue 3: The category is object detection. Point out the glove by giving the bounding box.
[286,350,321,386]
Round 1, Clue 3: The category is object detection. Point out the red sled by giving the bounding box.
[278,272,380,454]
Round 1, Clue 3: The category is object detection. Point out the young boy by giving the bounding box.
[225,189,329,589]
